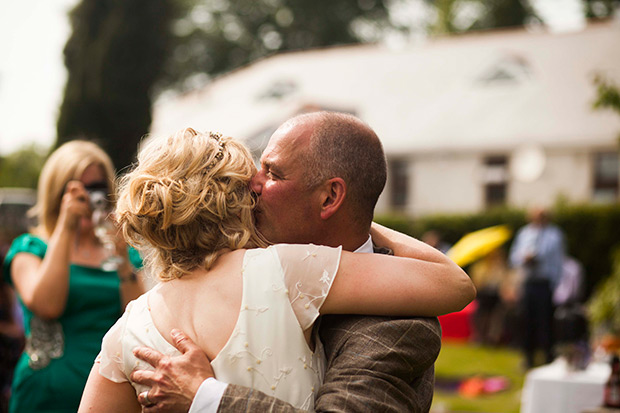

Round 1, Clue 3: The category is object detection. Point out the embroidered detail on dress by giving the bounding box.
[290,281,327,308]
[251,366,293,391]
[229,353,243,363]
[240,305,269,315]
[227,346,273,364]
[272,367,293,387]
[25,316,64,370]
[301,392,315,410]
[271,283,284,292]
[301,248,319,261]
[298,356,317,374]
[319,269,330,284]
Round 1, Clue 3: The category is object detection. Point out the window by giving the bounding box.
[390,160,409,208]
[482,155,508,208]
[477,55,531,86]
[593,152,619,202]
[256,80,298,101]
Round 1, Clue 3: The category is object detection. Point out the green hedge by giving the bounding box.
[588,246,620,333]
[376,204,620,298]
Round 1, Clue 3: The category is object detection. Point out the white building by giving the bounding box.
[151,20,620,217]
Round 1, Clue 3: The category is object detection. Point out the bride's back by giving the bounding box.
[147,249,246,361]
[114,128,268,361]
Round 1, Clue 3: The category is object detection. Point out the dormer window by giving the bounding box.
[257,80,297,100]
[477,54,531,85]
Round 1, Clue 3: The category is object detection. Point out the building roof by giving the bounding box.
[150,20,620,156]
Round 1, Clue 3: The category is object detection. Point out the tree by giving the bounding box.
[159,0,393,91]
[468,0,541,31]
[56,0,175,172]
[593,75,620,145]
[594,75,620,117]
[583,0,620,19]
[0,145,47,189]
[423,0,541,34]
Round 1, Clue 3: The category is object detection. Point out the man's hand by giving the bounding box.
[130,329,215,412]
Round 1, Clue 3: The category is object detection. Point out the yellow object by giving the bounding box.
[446,225,512,267]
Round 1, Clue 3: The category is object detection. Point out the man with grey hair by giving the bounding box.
[131,111,443,412]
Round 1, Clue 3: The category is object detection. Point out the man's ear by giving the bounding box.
[319,177,346,220]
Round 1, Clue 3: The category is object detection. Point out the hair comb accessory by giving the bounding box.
[205,131,225,170]
[209,131,222,142]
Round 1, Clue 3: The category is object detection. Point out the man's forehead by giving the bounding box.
[274,119,299,136]
[261,120,312,161]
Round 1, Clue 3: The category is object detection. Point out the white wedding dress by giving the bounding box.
[97,244,342,410]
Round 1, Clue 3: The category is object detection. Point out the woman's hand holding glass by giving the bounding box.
[87,189,125,272]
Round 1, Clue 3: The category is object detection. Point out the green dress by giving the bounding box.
[2,234,142,413]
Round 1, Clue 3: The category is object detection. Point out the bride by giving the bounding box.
[79,127,474,411]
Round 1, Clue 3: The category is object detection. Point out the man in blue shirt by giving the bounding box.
[510,207,566,368]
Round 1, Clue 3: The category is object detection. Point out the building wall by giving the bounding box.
[379,146,617,217]
[380,153,483,216]
[509,149,592,207]
[411,154,483,216]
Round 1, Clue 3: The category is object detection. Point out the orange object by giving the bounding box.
[601,335,620,354]
[459,376,485,398]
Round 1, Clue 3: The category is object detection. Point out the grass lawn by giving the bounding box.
[431,341,526,413]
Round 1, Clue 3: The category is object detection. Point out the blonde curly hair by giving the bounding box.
[116,128,267,280]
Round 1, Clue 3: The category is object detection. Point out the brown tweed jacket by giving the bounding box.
[218,315,441,412]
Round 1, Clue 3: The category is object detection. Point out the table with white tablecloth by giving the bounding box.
[521,358,611,413]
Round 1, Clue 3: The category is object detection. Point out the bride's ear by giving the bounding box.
[319,178,346,220]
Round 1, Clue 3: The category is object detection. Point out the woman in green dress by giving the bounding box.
[2,141,145,412]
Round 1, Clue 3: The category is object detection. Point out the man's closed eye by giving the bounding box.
[267,170,282,180]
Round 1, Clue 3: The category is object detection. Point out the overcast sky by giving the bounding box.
[0,0,587,156]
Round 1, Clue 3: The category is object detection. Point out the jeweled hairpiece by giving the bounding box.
[209,131,222,142]
[206,131,225,170]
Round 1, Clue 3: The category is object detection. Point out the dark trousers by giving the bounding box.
[521,278,554,367]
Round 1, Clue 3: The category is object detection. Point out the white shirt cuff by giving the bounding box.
[188,378,229,413]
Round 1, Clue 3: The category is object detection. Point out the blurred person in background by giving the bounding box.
[1,198,29,412]
[422,230,451,254]
[469,248,514,346]
[509,207,565,368]
[553,256,589,369]
[553,256,585,308]
[2,141,145,412]
[0,281,23,413]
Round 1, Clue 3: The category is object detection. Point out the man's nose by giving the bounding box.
[250,169,264,194]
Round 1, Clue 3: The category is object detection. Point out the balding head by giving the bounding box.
[529,206,550,227]
[293,111,387,226]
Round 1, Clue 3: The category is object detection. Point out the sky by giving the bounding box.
[0,0,77,155]
[0,0,587,156]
